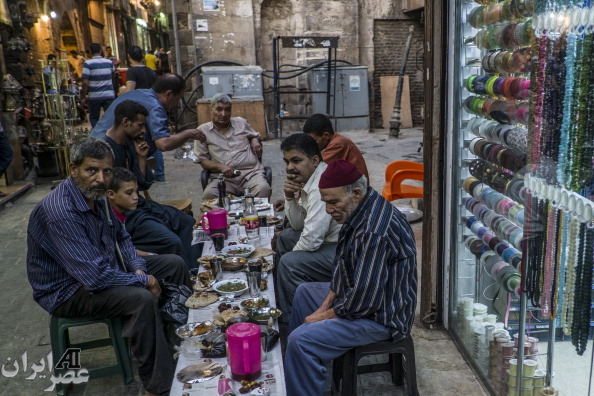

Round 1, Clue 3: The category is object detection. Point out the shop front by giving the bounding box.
[439,1,594,395]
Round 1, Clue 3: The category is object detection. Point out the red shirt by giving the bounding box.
[322,133,369,180]
[112,207,127,223]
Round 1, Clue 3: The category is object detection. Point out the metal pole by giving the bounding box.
[170,0,182,75]
[546,318,555,386]
[326,47,332,114]
[515,291,527,396]
[272,37,279,138]
[389,25,415,137]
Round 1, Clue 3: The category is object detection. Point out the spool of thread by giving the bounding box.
[533,369,546,387]
[509,358,518,375]
[501,342,515,357]
[523,359,538,377]
[521,387,535,396]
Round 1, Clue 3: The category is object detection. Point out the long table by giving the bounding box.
[170,222,287,395]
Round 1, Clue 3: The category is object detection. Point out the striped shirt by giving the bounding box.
[26,178,148,313]
[331,188,417,339]
[82,56,115,101]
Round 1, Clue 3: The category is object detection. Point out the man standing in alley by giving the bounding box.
[90,74,206,181]
[284,160,417,396]
[81,43,116,127]
[303,113,369,179]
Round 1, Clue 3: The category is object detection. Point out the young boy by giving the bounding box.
[107,167,191,261]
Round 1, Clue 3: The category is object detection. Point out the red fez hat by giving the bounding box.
[319,160,363,189]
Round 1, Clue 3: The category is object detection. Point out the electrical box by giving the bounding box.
[310,66,370,131]
[201,66,263,99]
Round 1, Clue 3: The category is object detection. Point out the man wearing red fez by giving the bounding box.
[284,160,418,396]
[275,133,342,321]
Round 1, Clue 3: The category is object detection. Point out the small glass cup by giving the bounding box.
[246,271,261,298]
[211,233,226,252]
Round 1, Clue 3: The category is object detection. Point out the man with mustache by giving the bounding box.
[284,160,417,396]
[26,138,189,396]
[194,93,270,199]
[102,100,196,267]
[275,133,341,320]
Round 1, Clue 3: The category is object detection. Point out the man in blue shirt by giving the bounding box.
[90,74,206,180]
[284,160,418,396]
[27,138,190,396]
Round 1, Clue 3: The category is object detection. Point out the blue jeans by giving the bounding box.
[153,150,165,180]
[285,283,392,396]
[88,99,114,127]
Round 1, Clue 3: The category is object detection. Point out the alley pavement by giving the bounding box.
[0,128,485,395]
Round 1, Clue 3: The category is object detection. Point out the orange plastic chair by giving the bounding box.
[381,160,424,202]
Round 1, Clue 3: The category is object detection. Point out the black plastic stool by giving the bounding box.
[332,334,419,396]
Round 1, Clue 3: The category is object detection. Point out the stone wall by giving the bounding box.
[373,18,424,127]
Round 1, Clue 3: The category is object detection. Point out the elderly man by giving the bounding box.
[284,160,417,396]
[90,74,206,180]
[26,138,190,396]
[194,93,270,199]
[275,133,341,320]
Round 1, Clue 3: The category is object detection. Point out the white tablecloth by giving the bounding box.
[170,216,286,395]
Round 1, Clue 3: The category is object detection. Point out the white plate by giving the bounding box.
[212,278,248,297]
[221,243,255,258]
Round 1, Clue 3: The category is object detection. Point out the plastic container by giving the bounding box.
[226,322,262,381]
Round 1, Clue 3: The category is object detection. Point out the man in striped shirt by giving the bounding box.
[26,138,190,396]
[81,43,116,127]
[284,160,418,396]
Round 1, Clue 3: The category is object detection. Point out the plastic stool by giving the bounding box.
[49,316,134,395]
[332,334,419,396]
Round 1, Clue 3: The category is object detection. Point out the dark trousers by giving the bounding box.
[273,228,337,321]
[53,254,189,395]
[88,99,114,127]
[0,129,13,175]
[128,199,196,268]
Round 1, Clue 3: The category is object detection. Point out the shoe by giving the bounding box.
[153,176,166,182]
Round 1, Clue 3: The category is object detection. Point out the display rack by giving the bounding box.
[446,1,594,395]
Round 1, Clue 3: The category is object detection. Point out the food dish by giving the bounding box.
[265,215,282,225]
[221,244,255,258]
[176,361,224,383]
[240,297,270,310]
[222,257,247,271]
[185,292,218,308]
[197,255,217,267]
[248,307,282,325]
[175,321,216,339]
[213,279,248,297]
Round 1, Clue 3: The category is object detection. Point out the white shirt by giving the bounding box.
[284,162,341,251]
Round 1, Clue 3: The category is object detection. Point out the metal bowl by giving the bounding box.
[222,257,247,271]
[240,297,270,311]
[248,307,282,325]
[221,244,255,258]
[175,321,216,340]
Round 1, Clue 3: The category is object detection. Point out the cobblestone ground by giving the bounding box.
[0,128,485,395]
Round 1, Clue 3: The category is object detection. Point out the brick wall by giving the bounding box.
[373,19,424,127]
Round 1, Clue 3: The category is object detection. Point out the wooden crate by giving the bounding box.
[197,99,267,140]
